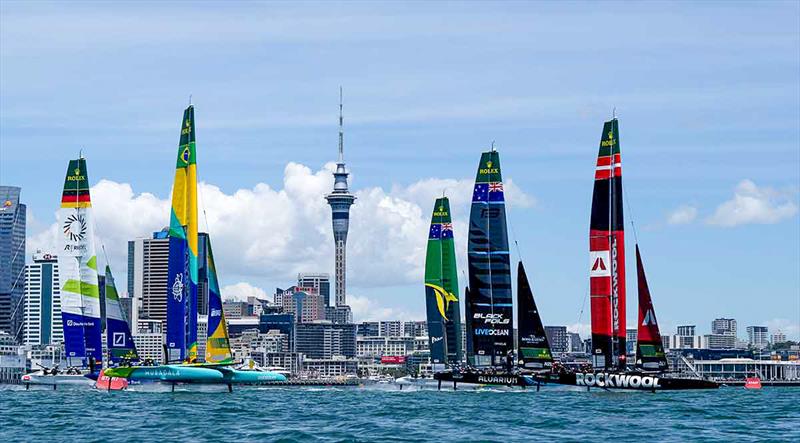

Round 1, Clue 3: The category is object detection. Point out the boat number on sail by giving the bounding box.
[589,250,611,277]
[480,207,500,218]
[575,372,661,389]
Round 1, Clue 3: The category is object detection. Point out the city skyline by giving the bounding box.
[1,2,798,340]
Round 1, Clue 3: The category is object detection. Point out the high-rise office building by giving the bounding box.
[298,273,331,307]
[23,252,63,346]
[676,325,696,337]
[0,186,26,340]
[197,233,210,316]
[747,326,769,349]
[712,318,737,336]
[325,90,356,308]
[295,322,356,359]
[128,231,170,327]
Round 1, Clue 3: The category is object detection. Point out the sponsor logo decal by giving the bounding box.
[477,376,517,384]
[62,213,87,242]
[474,328,510,336]
[210,308,221,317]
[590,250,611,277]
[113,332,125,346]
[574,372,661,389]
[474,313,510,325]
[611,238,619,332]
[426,283,458,320]
[431,336,443,343]
[172,274,184,302]
[601,130,616,147]
[642,308,657,326]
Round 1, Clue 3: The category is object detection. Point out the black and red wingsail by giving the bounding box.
[589,118,627,370]
[635,245,668,371]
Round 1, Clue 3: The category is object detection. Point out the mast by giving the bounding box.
[466,149,513,367]
[589,118,627,370]
[58,157,103,367]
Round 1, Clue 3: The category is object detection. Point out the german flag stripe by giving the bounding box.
[61,193,92,203]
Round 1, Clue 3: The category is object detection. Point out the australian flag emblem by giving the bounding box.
[429,223,442,239]
[441,222,453,239]
[472,183,488,202]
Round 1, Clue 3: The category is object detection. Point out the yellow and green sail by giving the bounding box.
[205,236,233,364]
[166,105,199,362]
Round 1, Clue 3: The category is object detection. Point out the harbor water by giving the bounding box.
[1,385,798,442]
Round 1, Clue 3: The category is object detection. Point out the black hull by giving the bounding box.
[434,371,536,388]
[535,371,719,391]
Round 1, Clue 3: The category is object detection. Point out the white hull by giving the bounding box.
[394,376,509,391]
[22,371,93,386]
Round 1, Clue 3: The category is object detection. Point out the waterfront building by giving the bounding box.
[28,344,64,369]
[298,273,331,307]
[250,351,303,375]
[689,358,800,382]
[677,325,696,337]
[260,313,295,349]
[747,326,769,349]
[0,186,26,340]
[302,356,358,378]
[325,89,356,309]
[23,252,63,346]
[404,320,427,338]
[703,334,737,350]
[132,318,163,361]
[712,318,737,336]
[226,317,261,338]
[544,326,569,353]
[0,331,25,383]
[414,336,429,352]
[295,321,356,359]
[356,336,415,358]
[772,331,787,344]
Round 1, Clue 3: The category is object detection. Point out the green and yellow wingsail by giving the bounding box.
[166,105,199,362]
[424,197,463,364]
[205,236,233,364]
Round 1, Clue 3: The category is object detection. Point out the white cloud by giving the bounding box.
[221,282,269,302]
[27,162,535,296]
[706,180,798,227]
[349,294,419,322]
[567,322,591,339]
[667,205,698,225]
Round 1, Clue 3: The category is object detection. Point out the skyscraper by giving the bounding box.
[128,231,170,327]
[325,89,356,308]
[23,252,63,346]
[746,326,769,349]
[0,186,26,341]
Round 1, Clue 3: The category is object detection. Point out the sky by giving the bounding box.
[1,1,798,340]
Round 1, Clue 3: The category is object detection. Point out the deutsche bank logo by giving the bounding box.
[113,332,125,346]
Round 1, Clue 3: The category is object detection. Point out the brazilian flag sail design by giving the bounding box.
[57,158,103,366]
[166,105,199,362]
[424,197,462,365]
[205,236,233,363]
[466,150,513,367]
[104,265,139,363]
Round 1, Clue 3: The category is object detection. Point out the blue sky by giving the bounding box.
[1,1,798,339]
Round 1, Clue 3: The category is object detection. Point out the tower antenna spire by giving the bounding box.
[338,86,344,164]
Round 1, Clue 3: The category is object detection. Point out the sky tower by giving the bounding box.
[326,88,356,308]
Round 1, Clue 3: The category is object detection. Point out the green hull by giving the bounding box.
[104,365,224,382]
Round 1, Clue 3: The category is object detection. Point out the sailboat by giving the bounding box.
[536,118,718,391]
[104,265,139,364]
[424,197,462,368]
[432,148,542,389]
[105,104,285,388]
[23,157,103,388]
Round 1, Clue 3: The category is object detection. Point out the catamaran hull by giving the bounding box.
[535,372,719,391]
[22,373,95,386]
[432,372,539,389]
[104,365,224,383]
[217,368,287,384]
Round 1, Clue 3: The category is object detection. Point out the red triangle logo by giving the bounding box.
[592,257,606,271]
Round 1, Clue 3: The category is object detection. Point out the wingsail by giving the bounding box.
[104,265,139,363]
[516,262,552,369]
[634,245,668,371]
[205,236,233,364]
